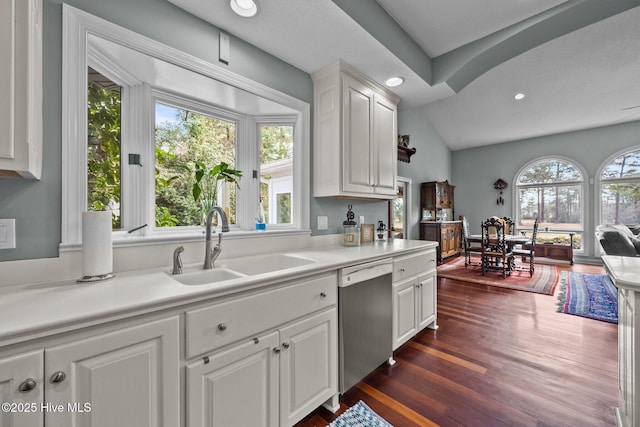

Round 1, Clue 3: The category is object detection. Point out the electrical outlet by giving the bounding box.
[0,219,16,249]
[317,216,328,230]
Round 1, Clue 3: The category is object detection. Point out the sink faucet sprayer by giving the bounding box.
[204,206,229,269]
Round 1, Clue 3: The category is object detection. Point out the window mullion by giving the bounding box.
[121,84,154,234]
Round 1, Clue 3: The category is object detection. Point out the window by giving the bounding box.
[259,122,294,226]
[515,158,585,251]
[63,5,310,246]
[599,148,640,225]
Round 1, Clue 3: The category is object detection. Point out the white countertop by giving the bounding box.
[602,255,640,291]
[0,239,436,345]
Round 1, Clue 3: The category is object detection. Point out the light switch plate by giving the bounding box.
[0,219,16,249]
[317,216,328,230]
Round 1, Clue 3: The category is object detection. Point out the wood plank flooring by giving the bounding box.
[296,263,618,427]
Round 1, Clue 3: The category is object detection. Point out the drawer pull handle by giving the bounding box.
[18,378,37,393]
[217,323,227,331]
[253,337,259,344]
[282,342,290,349]
[320,292,327,298]
[50,371,66,384]
[273,347,281,354]
[400,268,406,273]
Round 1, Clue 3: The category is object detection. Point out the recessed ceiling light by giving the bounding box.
[385,77,404,88]
[514,93,525,100]
[230,0,258,17]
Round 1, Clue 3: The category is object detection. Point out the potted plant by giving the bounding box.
[192,161,242,224]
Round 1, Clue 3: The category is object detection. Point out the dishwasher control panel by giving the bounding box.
[339,259,393,287]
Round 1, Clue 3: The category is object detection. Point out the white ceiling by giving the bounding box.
[166,0,640,151]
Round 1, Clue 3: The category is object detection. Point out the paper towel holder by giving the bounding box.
[77,272,115,283]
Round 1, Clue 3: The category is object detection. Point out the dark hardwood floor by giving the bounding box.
[296,263,618,427]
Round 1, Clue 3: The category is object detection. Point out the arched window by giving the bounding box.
[515,158,584,251]
[599,148,640,225]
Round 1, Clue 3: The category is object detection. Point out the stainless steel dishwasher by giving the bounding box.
[338,258,393,393]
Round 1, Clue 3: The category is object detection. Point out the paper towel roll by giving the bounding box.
[82,211,113,277]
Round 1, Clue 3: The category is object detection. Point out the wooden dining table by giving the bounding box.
[468,234,529,249]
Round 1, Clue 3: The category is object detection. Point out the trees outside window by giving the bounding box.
[516,158,584,249]
[600,149,640,225]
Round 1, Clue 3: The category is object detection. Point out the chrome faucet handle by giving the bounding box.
[172,246,184,275]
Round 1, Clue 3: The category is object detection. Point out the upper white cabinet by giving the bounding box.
[312,60,399,199]
[0,0,42,179]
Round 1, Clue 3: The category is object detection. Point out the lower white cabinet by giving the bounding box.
[0,317,180,427]
[44,316,180,427]
[392,250,437,350]
[186,274,338,427]
[0,350,44,427]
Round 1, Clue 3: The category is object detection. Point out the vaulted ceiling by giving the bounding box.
[166,0,640,150]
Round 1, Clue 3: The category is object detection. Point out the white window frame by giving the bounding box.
[256,117,298,229]
[61,5,310,248]
[595,145,640,247]
[513,156,588,255]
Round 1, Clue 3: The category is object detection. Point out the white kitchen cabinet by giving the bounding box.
[185,274,338,427]
[312,60,398,199]
[44,316,180,427]
[279,309,336,426]
[0,350,43,427]
[0,0,42,179]
[392,250,438,350]
[187,331,280,427]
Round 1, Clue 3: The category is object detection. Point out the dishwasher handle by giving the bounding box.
[340,259,393,287]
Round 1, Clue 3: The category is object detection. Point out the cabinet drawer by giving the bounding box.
[185,273,337,358]
[393,250,436,281]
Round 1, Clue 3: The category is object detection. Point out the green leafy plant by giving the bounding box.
[192,161,243,219]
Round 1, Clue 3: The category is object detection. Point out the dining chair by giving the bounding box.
[512,218,539,276]
[460,216,482,267]
[481,217,514,278]
[501,217,514,235]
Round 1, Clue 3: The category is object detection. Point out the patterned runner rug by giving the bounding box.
[328,401,392,427]
[556,272,618,323]
[437,257,559,295]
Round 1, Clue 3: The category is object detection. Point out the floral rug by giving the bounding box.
[556,272,618,323]
[328,401,392,427]
[437,257,559,295]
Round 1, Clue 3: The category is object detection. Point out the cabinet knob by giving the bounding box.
[217,323,227,331]
[50,371,66,384]
[320,292,327,298]
[273,347,281,354]
[253,337,259,344]
[282,342,290,349]
[400,268,406,273]
[18,378,37,393]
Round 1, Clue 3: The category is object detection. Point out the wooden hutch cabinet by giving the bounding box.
[420,181,461,263]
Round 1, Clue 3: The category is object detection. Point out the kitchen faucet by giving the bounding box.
[204,206,229,269]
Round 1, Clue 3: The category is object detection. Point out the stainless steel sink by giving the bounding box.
[217,253,316,276]
[170,267,245,286]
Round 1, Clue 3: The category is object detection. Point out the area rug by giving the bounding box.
[437,257,559,295]
[328,401,392,427]
[556,272,618,323]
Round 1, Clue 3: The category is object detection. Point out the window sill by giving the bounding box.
[59,228,312,252]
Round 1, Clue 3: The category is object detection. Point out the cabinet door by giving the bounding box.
[393,276,418,350]
[417,271,437,331]
[342,74,373,194]
[45,317,180,427]
[0,0,42,179]
[440,226,452,256]
[0,350,43,427]
[372,94,397,196]
[186,331,279,427]
[279,308,337,426]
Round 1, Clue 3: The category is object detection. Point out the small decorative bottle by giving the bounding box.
[376,221,387,242]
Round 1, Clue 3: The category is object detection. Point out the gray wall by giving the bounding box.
[396,106,452,239]
[0,0,389,262]
[452,120,640,261]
